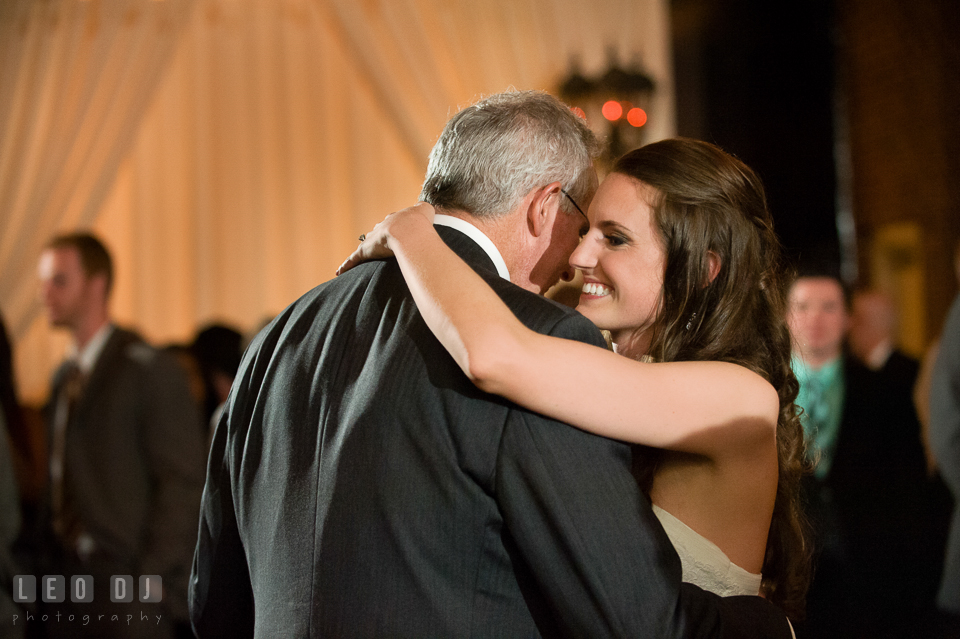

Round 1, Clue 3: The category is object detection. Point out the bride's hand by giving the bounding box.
[336,202,436,275]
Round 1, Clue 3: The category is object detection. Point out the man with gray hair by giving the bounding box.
[189,90,792,637]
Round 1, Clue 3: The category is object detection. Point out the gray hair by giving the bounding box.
[420,90,599,219]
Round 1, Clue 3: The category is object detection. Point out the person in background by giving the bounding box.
[37,232,207,639]
[787,272,853,638]
[190,323,243,434]
[848,289,904,372]
[848,287,945,630]
[916,239,960,445]
[787,273,850,487]
[930,289,960,638]
[0,313,25,638]
[163,343,208,420]
[791,274,932,637]
[1,316,46,548]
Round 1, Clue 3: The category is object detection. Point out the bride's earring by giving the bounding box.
[685,311,698,331]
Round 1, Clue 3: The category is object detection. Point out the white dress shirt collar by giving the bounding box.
[864,339,893,371]
[433,214,510,281]
[70,323,114,375]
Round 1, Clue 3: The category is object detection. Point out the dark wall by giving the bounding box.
[673,0,839,269]
[838,0,960,339]
[672,0,960,343]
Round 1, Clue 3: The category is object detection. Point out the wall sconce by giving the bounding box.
[559,50,656,166]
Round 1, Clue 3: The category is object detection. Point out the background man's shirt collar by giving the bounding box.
[864,340,893,370]
[70,323,114,374]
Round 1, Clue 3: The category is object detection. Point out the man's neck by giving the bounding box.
[73,313,110,352]
[797,349,842,371]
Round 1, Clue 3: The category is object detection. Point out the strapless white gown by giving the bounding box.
[652,504,762,597]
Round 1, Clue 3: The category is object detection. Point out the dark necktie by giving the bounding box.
[806,375,827,440]
[50,362,85,544]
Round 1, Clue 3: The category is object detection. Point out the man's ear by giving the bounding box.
[87,272,110,305]
[705,251,721,286]
[526,182,564,238]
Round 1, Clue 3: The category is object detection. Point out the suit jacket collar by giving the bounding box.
[434,215,510,280]
[435,224,503,281]
[71,327,142,415]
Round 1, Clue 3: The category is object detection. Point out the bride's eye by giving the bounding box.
[605,233,627,247]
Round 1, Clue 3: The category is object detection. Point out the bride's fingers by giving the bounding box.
[336,240,369,275]
[336,230,391,275]
[336,205,428,276]
[335,252,359,275]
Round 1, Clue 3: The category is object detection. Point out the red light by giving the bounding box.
[627,108,647,128]
[602,101,623,121]
[571,106,586,120]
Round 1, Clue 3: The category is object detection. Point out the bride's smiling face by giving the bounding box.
[569,173,666,355]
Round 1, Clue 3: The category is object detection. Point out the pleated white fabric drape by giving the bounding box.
[0,0,674,403]
[0,0,199,400]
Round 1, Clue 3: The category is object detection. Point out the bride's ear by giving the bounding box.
[527,182,563,238]
[705,251,721,286]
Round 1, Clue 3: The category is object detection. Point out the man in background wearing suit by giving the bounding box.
[189,90,792,638]
[791,275,931,638]
[36,233,207,638]
[787,272,852,639]
[844,287,935,633]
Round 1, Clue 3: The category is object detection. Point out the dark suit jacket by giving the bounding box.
[45,326,207,621]
[829,350,927,514]
[819,349,931,630]
[190,226,791,638]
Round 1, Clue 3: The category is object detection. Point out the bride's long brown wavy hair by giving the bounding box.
[619,138,812,620]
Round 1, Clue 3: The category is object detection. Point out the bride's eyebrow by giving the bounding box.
[595,220,632,234]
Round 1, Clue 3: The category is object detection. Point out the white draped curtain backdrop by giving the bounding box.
[0,0,674,403]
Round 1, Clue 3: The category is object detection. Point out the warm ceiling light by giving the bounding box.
[559,51,656,162]
[627,107,647,128]
[602,100,623,121]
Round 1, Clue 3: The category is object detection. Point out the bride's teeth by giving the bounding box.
[583,282,610,297]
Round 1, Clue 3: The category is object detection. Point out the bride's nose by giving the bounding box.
[569,240,596,272]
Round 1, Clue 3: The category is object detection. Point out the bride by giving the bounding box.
[339,137,811,620]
